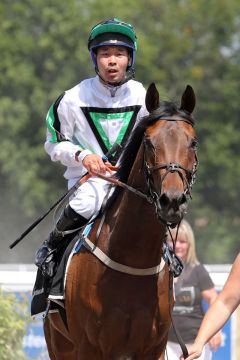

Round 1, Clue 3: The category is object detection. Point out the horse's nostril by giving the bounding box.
[159,193,170,208]
[160,192,187,209]
[179,193,187,205]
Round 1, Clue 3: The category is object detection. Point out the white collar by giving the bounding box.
[93,76,128,98]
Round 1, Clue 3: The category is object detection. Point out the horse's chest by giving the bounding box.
[86,304,166,353]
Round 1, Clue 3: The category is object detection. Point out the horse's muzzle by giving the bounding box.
[159,191,188,223]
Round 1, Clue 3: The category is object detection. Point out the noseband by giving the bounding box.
[144,143,198,198]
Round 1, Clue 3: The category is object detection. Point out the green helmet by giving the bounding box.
[88,18,137,51]
[88,18,137,72]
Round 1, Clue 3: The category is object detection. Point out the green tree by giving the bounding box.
[1,0,240,263]
[0,291,28,359]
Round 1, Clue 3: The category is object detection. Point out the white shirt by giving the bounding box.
[44,76,147,180]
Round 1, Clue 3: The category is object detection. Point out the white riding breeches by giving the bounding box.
[68,176,113,220]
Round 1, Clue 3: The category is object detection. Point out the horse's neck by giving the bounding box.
[103,144,166,268]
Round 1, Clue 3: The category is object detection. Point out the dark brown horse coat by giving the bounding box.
[44,83,197,360]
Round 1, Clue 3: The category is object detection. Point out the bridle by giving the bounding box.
[142,117,198,226]
[95,116,198,228]
[144,139,198,196]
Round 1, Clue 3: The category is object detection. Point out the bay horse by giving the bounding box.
[44,83,198,360]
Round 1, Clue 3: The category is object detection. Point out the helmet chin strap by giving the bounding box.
[96,68,135,87]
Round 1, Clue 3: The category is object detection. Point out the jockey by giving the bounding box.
[35,18,148,277]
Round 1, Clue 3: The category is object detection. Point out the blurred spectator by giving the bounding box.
[181,252,240,360]
[166,219,222,360]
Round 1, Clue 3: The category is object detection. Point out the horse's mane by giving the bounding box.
[104,101,194,210]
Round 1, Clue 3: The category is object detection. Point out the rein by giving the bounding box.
[93,154,198,229]
[92,172,153,203]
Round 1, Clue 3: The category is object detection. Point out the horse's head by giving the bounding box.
[144,83,198,226]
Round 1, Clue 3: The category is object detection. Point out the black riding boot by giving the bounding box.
[35,205,88,277]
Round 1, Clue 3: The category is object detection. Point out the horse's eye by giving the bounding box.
[191,139,198,150]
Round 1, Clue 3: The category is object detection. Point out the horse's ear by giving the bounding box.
[145,82,160,113]
[180,85,196,114]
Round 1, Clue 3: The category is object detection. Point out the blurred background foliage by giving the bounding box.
[0,0,239,263]
[0,290,29,359]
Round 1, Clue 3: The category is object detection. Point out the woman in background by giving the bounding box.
[166,219,222,360]
[181,252,240,360]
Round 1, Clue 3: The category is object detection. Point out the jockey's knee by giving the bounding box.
[69,179,111,219]
[69,197,102,219]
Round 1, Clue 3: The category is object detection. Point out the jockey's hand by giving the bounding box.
[82,154,112,175]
